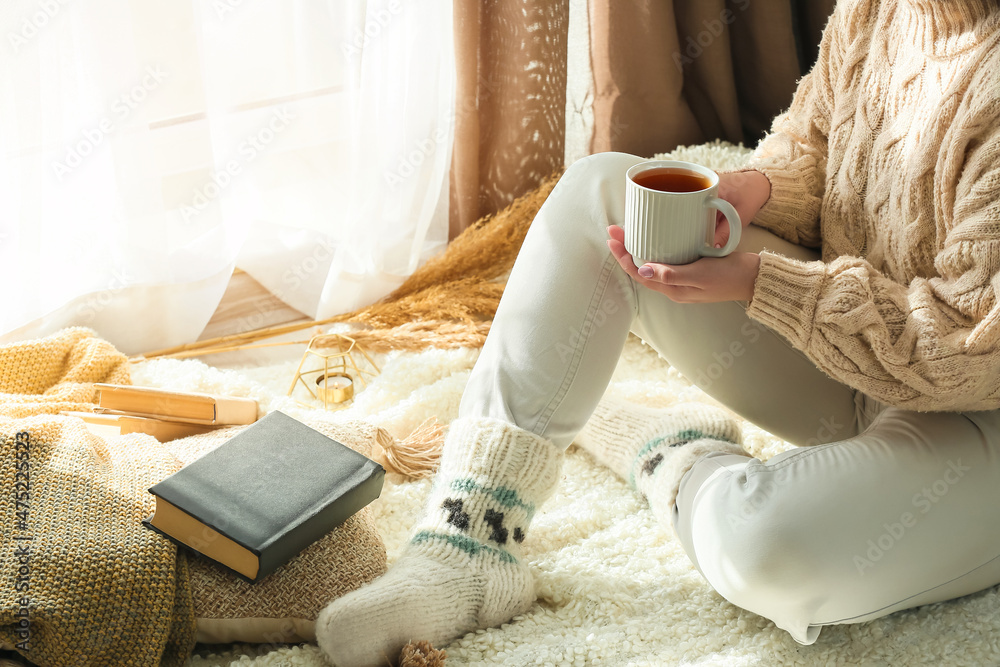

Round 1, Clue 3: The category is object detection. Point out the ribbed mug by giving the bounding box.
[624,160,741,266]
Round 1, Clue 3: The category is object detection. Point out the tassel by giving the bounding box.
[399,640,447,667]
[372,417,446,479]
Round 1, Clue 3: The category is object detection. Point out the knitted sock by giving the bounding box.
[316,416,564,667]
[574,396,746,519]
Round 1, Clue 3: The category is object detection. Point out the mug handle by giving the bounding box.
[700,197,741,257]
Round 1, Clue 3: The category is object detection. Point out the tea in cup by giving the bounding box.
[624,160,741,266]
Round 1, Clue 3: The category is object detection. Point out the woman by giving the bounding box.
[318,0,1000,663]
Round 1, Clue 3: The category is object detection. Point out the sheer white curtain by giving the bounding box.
[0,0,454,355]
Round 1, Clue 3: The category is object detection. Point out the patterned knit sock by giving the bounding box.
[574,396,746,519]
[316,416,564,667]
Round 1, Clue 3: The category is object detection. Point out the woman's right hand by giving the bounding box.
[712,170,771,248]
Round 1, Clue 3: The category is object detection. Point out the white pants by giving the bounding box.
[459,151,1000,644]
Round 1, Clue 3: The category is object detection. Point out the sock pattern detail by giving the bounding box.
[450,478,537,517]
[407,416,564,566]
[429,489,530,555]
[575,397,749,525]
[484,509,509,544]
[629,428,739,490]
[411,530,517,564]
[442,498,471,531]
[640,452,664,478]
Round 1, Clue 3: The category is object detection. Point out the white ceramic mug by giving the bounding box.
[624,160,741,266]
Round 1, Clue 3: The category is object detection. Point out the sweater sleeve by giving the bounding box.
[745,130,1000,412]
[731,1,853,249]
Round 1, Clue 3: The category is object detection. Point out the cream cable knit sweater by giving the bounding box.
[741,0,1000,412]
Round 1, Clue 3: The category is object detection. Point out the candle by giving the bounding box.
[316,373,354,404]
[322,375,352,389]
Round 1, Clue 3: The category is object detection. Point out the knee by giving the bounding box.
[720,512,814,593]
[560,151,645,196]
[708,513,823,642]
[542,151,646,235]
[698,476,822,613]
[564,151,644,180]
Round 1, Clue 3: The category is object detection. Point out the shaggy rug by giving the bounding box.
[16,142,1000,667]
[138,327,1000,667]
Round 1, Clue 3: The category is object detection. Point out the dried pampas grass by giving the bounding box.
[330,280,506,330]
[311,320,493,354]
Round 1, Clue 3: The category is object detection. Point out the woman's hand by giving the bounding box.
[607,225,761,303]
[711,170,772,247]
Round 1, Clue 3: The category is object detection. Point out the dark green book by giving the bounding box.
[143,410,385,582]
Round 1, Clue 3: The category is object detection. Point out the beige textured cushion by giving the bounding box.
[189,504,386,643]
[164,417,388,644]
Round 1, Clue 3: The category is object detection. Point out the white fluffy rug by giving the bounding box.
[131,143,1000,666]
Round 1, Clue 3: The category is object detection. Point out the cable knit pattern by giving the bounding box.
[735,0,1000,411]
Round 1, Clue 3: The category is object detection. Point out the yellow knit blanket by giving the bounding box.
[0,328,195,666]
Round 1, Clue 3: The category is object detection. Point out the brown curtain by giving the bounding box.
[448,0,836,239]
[449,0,570,239]
[589,0,836,156]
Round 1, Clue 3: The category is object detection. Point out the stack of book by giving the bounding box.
[63,383,260,441]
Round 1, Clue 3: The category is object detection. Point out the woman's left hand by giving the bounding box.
[607,225,761,304]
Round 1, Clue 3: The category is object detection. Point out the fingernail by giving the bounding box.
[638,265,653,278]
[715,243,722,248]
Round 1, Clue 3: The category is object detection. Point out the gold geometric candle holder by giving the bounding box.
[287,333,380,410]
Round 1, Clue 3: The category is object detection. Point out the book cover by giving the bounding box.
[61,411,221,442]
[94,383,259,425]
[143,410,385,582]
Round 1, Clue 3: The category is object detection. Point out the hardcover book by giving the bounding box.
[61,411,221,442]
[143,410,385,582]
[94,383,258,426]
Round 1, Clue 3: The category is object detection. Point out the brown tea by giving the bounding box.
[632,168,711,193]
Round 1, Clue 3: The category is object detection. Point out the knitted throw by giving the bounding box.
[0,328,196,667]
